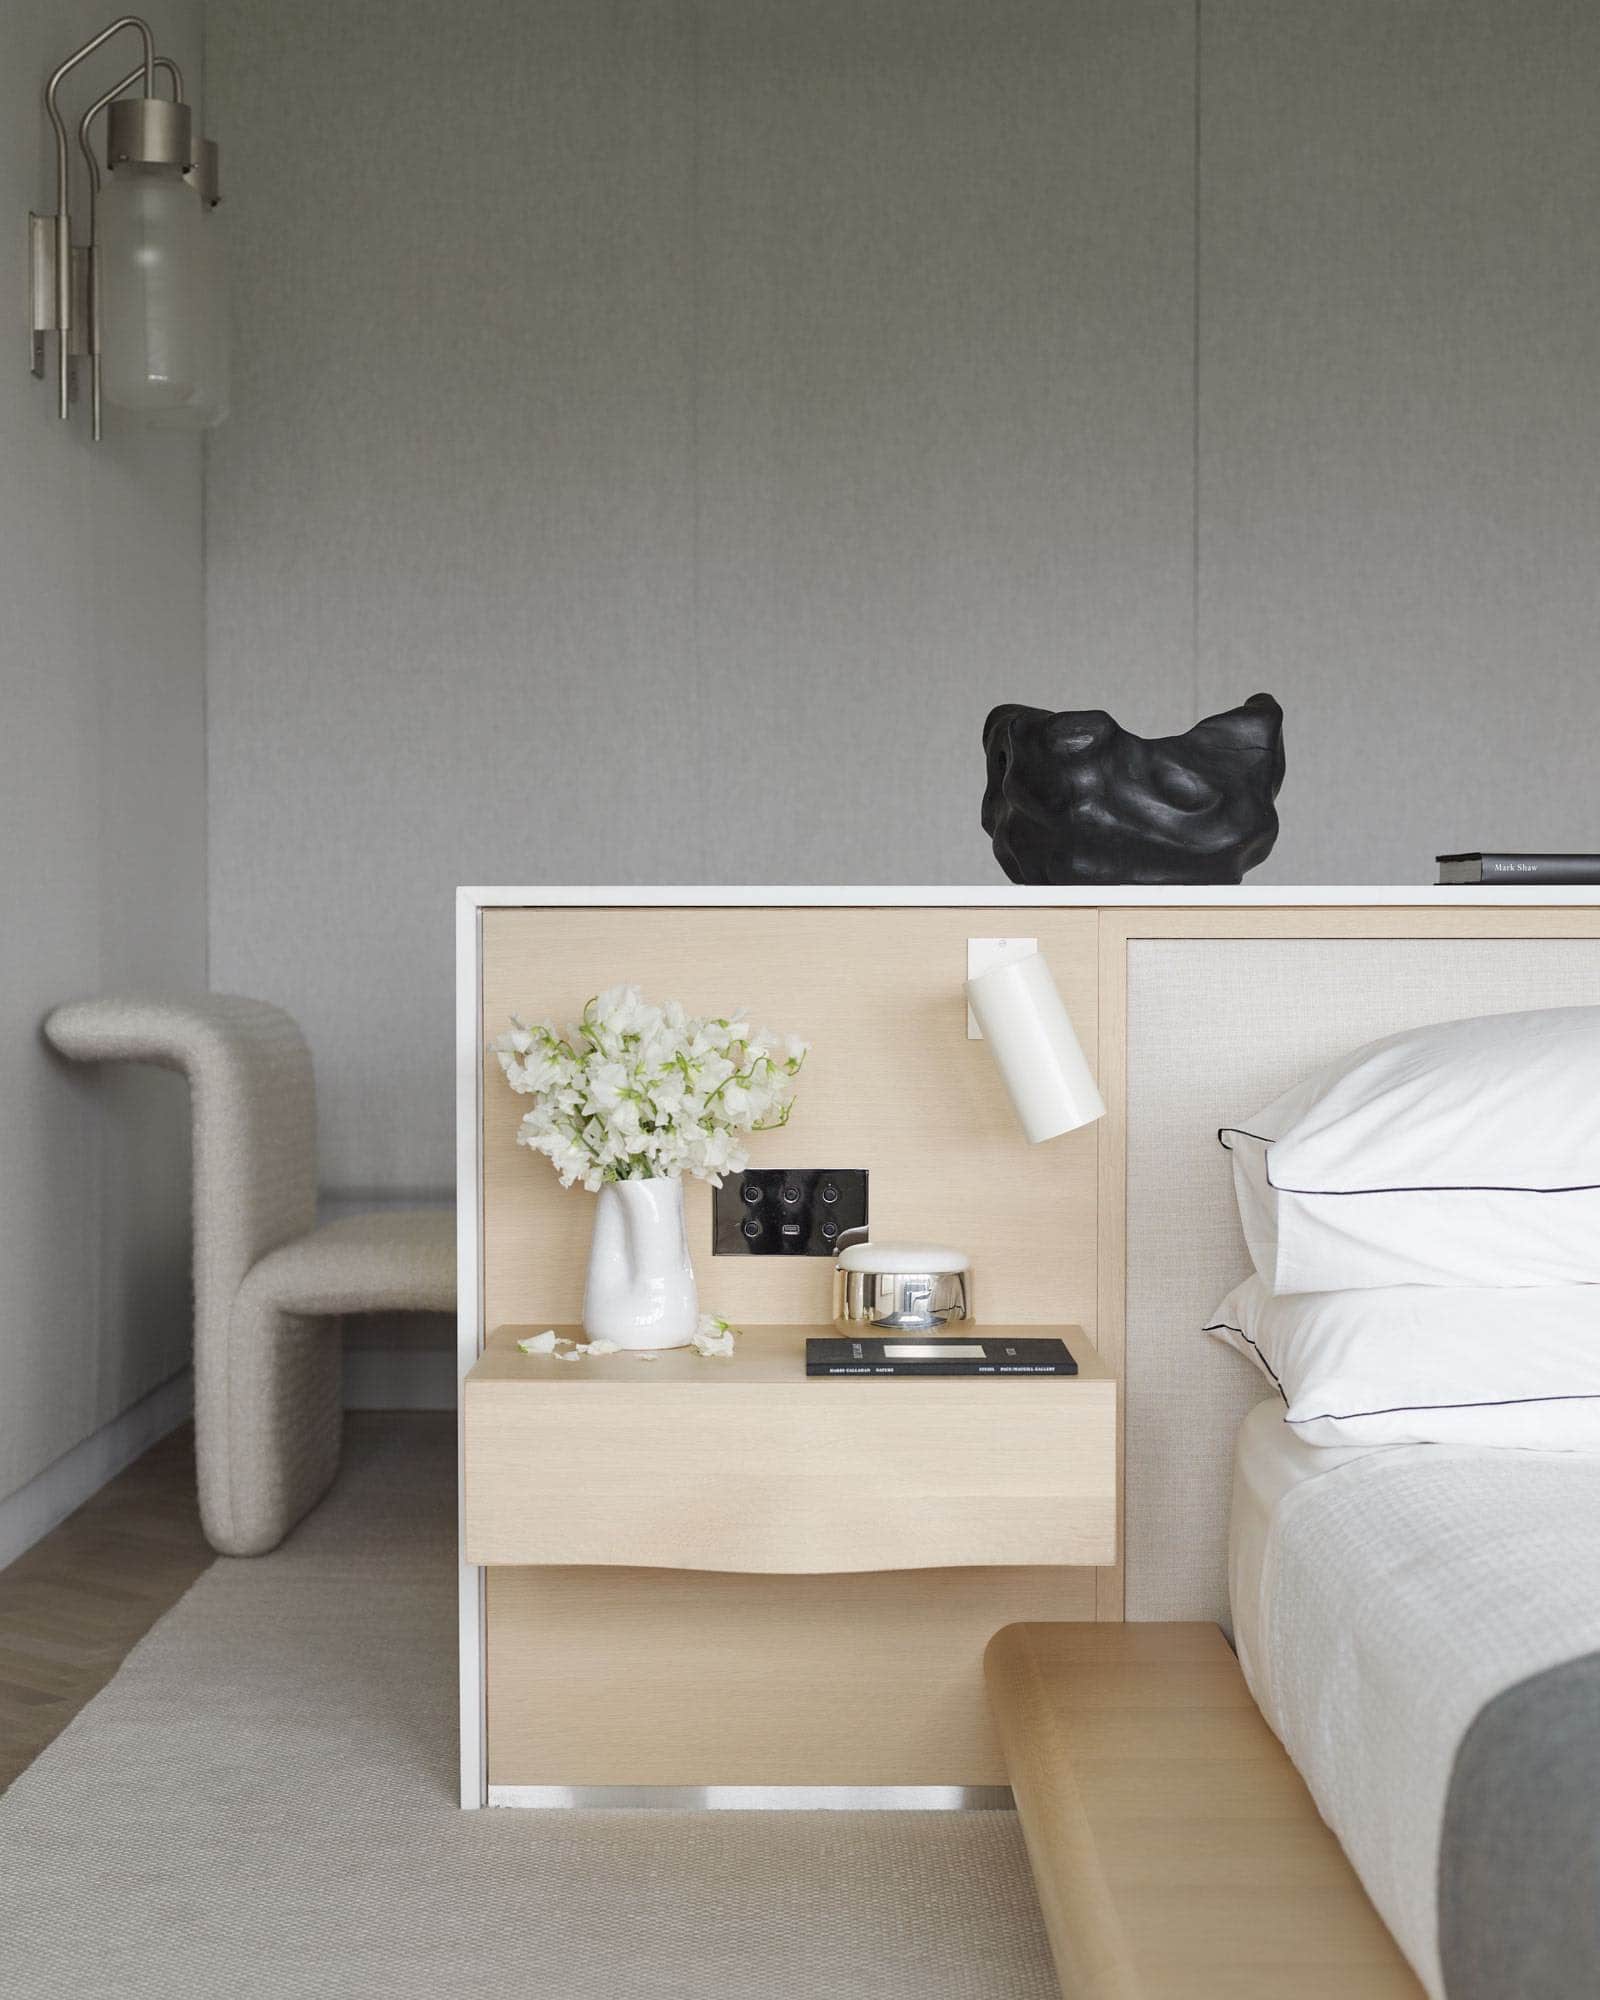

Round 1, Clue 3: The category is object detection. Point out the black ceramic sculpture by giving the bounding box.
[981,692,1285,886]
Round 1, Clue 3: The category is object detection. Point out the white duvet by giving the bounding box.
[1229,1400,1600,1999]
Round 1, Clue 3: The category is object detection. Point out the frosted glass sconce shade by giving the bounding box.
[967,951,1106,1144]
[98,162,207,412]
[141,193,228,429]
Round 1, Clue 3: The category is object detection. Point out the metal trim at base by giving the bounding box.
[486,1784,1015,1812]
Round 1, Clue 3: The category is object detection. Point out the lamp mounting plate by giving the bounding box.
[28,215,88,381]
[966,937,1037,1039]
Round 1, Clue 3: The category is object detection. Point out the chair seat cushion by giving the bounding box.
[240,1209,456,1318]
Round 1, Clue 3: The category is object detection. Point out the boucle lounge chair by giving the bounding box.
[45,996,455,1556]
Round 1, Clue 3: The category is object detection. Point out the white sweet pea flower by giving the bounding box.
[687,1127,741,1183]
[586,1060,630,1110]
[591,984,659,1042]
[649,1074,688,1118]
[606,1097,644,1141]
[699,1052,736,1092]
[691,1314,738,1358]
[522,1049,571,1096]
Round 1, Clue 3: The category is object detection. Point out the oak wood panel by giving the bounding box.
[985,1622,1425,2000]
[479,906,1100,1333]
[465,1323,1115,1571]
[486,1562,1096,1788]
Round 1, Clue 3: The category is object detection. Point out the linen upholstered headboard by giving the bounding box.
[1120,930,1600,1622]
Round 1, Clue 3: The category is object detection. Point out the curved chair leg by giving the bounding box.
[203,1208,455,1555]
[200,1295,343,1558]
[44,995,325,1557]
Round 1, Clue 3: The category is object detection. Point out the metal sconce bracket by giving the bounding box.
[36,14,155,423]
[28,215,89,383]
[186,137,220,208]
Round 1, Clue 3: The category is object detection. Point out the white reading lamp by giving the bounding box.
[966,947,1106,1143]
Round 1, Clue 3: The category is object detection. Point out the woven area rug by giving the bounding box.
[0,1414,1056,1999]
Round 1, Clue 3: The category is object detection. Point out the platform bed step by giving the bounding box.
[983,1622,1425,2000]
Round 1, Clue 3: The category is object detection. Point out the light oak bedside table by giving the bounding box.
[462,1323,1115,1805]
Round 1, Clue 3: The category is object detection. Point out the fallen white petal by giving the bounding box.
[577,1338,620,1356]
[517,1330,560,1356]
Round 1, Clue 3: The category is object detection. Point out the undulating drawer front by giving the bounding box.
[463,1324,1116,1572]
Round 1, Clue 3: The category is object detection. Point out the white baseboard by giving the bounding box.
[0,1370,193,1571]
[342,1347,455,1411]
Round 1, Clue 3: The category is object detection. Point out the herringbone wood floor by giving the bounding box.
[0,1424,212,1793]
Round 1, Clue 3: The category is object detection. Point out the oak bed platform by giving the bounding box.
[984,1622,1423,2000]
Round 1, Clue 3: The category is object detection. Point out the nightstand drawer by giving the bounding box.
[463,1323,1116,1571]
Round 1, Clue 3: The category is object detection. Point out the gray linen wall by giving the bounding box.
[2,1,207,1506]
[205,0,1600,1209]
[1200,2,1600,882]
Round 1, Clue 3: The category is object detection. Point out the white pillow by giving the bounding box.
[1207,1273,1600,1449]
[1223,1004,1600,1293]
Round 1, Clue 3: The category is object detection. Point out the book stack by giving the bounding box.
[1437,853,1600,885]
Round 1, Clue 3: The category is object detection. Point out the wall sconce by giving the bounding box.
[30,14,226,440]
[967,942,1106,1144]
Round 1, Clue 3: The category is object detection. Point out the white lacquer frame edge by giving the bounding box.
[457,891,487,1808]
[458,884,1600,908]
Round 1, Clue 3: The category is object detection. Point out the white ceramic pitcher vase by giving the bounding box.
[581,1177,698,1349]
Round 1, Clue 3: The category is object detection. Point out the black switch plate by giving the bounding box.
[712,1168,868,1256]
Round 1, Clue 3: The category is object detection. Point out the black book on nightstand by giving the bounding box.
[806,1334,1077,1377]
[1438,852,1600,885]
